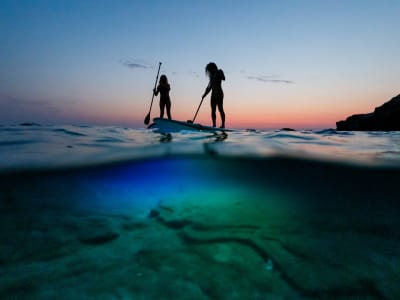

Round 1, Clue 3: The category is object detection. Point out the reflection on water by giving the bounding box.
[1,125,400,173]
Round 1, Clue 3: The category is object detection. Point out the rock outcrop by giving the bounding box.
[336,94,400,131]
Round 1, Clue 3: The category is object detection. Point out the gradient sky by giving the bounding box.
[1,0,399,129]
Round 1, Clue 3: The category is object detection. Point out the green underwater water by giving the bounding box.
[1,155,400,299]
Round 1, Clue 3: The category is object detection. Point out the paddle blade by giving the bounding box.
[144,113,150,125]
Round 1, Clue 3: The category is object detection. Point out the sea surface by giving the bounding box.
[1,124,400,299]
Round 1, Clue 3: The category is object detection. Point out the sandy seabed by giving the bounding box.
[1,158,400,299]
[1,191,400,300]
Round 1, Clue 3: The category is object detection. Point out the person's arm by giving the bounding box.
[153,86,159,96]
[219,69,225,81]
[202,82,211,99]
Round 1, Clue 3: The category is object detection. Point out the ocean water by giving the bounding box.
[1,124,400,299]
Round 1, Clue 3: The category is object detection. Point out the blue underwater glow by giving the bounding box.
[70,158,231,214]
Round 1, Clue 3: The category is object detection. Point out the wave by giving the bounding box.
[0,125,400,173]
[53,128,86,136]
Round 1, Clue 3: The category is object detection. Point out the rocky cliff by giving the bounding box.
[336,94,400,131]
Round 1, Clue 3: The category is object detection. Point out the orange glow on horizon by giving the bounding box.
[54,91,394,129]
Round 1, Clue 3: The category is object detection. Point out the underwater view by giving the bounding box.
[1,125,400,299]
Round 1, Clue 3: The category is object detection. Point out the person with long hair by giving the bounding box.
[153,74,172,119]
[201,62,225,128]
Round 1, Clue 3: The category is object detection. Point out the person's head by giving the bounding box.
[205,62,218,78]
[159,74,168,85]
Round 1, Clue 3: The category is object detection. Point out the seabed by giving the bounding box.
[1,157,399,299]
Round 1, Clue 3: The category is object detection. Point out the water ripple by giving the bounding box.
[53,128,86,136]
[1,125,400,172]
[0,140,37,146]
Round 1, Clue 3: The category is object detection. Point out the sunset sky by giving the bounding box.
[1,0,399,129]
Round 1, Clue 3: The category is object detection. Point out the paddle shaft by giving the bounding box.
[144,62,162,124]
[191,97,205,123]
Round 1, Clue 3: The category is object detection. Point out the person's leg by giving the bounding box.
[211,102,217,127]
[166,100,172,120]
[160,101,165,118]
[217,101,225,128]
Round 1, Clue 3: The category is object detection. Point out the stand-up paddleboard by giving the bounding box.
[148,118,232,133]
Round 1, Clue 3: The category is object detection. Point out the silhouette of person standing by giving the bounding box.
[202,62,225,128]
[153,74,172,119]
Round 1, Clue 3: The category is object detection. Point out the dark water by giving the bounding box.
[1,126,400,299]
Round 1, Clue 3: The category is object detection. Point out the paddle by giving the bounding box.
[187,96,205,124]
[144,62,162,125]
